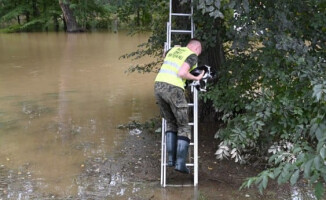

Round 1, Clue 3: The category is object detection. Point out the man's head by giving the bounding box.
[186,38,202,56]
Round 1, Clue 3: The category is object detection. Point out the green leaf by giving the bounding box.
[315,181,325,200]
[314,156,321,170]
[293,147,302,154]
[320,147,326,159]
[304,159,314,178]
[290,170,300,185]
[214,0,221,9]
[316,124,326,141]
[262,175,268,189]
[207,5,215,12]
[205,0,214,6]
[273,167,282,178]
[247,177,254,188]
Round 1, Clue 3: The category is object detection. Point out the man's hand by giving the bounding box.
[195,70,205,81]
[178,62,205,81]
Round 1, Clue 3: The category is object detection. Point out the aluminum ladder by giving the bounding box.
[161,0,198,187]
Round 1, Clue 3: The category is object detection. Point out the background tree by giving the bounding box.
[59,0,82,32]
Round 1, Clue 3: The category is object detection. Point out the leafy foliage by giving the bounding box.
[0,0,61,32]
[201,0,326,199]
[117,0,153,29]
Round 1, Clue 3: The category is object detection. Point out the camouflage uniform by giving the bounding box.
[154,81,191,139]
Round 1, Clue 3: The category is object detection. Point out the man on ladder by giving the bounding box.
[154,39,204,174]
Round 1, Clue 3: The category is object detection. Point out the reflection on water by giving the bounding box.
[0,32,158,197]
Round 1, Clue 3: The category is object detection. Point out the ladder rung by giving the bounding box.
[188,122,194,126]
[171,13,192,17]
[171,30,192,34]
[163,142,195,145]
[163,163,194,166]
[165,184,194,187]
[187,103,194,106]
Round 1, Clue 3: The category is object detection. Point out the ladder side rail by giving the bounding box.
[167,22,171,50]
[163,119,167,187]
[191,0,194,38]
[191,1,196,184]
[165,23,169,53]
[193,86,198,186]
[161,118,165,186]
[168,0,172,49]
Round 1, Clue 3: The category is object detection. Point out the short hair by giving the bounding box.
[188,38,202,46]
[188,38,202,49]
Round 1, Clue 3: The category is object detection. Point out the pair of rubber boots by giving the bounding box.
[166,131,190,174]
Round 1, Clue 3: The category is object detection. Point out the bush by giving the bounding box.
[200,0,326,199]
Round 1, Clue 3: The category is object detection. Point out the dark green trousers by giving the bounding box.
[154,81,191,139]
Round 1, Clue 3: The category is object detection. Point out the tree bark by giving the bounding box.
[59,0,83,32]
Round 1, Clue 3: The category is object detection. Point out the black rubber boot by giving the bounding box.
[166,131,177,167]
[175,137,190,174]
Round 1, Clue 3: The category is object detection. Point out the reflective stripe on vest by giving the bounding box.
[155,47,197,89]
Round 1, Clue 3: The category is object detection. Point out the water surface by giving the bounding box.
[0,32,158,197]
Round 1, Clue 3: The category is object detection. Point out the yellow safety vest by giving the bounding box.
[155,47,197,89]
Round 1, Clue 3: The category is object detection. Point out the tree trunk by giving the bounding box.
[26,12,30,22]
[136,8,140,26]
[59,0,83,32]
[202,19,225,71]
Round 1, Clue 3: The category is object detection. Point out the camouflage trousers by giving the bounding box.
[154,81,191,139]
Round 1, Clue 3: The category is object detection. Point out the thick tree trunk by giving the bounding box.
[59,0,83,32]
[201,19,225,71]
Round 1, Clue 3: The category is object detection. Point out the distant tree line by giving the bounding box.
[0,0,154,32]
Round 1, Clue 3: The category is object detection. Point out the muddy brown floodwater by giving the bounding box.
[0,32,319,200]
